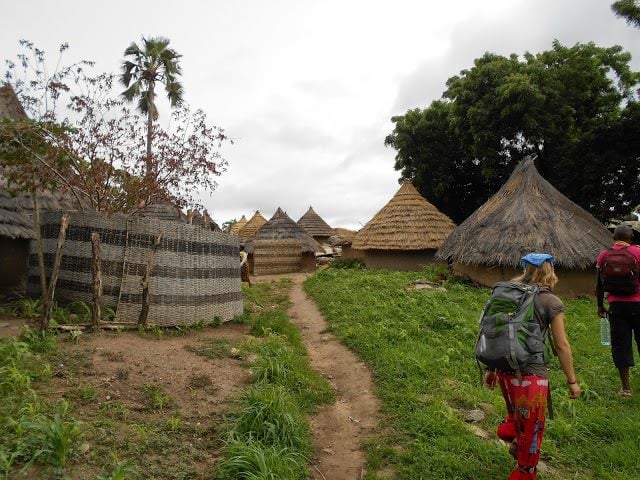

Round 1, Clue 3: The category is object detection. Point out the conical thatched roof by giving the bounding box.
[229,215,248,236]
[245,208,323,254]
[352,181,456,251]
[238,211,267,240]
[435,156,612,269]
[0,84,27,120]
[138,202,187,223]
[297,207,334,237]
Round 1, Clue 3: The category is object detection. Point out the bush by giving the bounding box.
[330,258,365,269]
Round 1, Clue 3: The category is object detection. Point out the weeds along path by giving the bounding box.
[286,273,381,480]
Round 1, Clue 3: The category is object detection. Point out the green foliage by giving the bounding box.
[215,439,308,480]
[185,338,232,359]
[305,268,640,479]
[26,401,81,469]
[612,0,640,27]
[330,257,365,269]
[142,383,174,413]
[388,41,640,223]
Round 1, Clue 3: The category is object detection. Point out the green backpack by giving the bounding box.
[475,281,551,377]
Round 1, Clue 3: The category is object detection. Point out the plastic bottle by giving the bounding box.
[600,314,611,346]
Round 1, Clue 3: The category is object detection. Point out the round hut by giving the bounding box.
[297,206,334,246]
[229,215,248,236]
[351,180,456,271]
[245,207,323,273]
[238,210,267,240]
[330,227,364,260]
[435,156,612,297]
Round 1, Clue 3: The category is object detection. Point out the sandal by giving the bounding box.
[619,389,632,397]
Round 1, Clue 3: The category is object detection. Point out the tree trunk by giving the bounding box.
[145,82,155,180]
[41,213,69,329]
[91,233,102,327]
[32,188,48,301]
[138,233,163,327]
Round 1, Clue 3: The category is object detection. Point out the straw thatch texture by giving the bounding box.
[0,84,27,120]
[253,239,302,275]
[244,208,323,254]
[229,215,248,236]
[238,211,267,240]
[27,211,243,326]
[330,227,358,246]
[435,156,612,269]
[352,181,456,251]
[138,202,187,223]
[297,207,334,238]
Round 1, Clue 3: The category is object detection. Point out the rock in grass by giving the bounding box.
[464,409,485,423]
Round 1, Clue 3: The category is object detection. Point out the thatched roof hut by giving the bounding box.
[229,215,248,236]
[435,156,612,296]
[245,208,322,272]
[352,180,456,270]
[238,210,267,240]
[297,206,334,243]
[0,84,27,120]
[138,202,187,223]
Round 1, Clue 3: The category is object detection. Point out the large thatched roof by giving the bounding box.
[245,208,323,254]
[352,181,456,251]
[297,207,334,238]
[435,156,612,269]
[0,84,27,120]
[239,211,267,239]
[229,215,248,236]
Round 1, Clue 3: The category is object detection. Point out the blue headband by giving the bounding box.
[521,252,554,270]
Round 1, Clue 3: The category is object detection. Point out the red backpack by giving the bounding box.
[599,246,640,295]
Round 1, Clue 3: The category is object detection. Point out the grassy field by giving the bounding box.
[0,279,331,479]
[305,266,640,480]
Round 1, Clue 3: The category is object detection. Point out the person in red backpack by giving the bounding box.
[596,224,640,397]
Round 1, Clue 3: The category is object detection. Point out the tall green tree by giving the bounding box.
[387,41,640,223]
[612,0,640,27]
[120,36,184,178]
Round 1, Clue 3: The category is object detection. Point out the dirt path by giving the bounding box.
[280,273,381,480]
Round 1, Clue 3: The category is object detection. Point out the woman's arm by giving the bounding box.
[550,312,581,399]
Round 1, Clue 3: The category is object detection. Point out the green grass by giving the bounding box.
[305,267,640,480]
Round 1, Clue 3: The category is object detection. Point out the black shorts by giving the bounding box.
[609,301,640,368]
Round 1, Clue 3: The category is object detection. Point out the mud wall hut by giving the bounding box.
[245,208,322,273]
[28,211,243,326]
[351,181,456,271]
[435,156,612,297]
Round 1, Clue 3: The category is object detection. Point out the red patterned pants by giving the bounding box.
[496,373,548,480]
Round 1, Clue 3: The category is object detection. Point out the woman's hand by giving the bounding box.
[484,371,497,390]
[568,382,581,399]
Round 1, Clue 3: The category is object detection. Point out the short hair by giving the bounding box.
[512,261,558,290]
[613,224,633,242]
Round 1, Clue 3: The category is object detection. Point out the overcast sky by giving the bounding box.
[1,1,638,230]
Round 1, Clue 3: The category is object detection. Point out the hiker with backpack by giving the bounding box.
[479,253,580,480]
[596,224,640,397]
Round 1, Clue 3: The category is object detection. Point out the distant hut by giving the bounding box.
[0,85,30,293]
[435,156,612,297]
[330,227,364,260]
[245,207,323,273]
[297,207,334,246]
[229,215,248,236]
[352,180,456,271]
[238,210,267,240]
[138,202,187,223]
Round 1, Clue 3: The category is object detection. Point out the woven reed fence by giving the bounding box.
[253,239,301,275]
[27,211,243,326]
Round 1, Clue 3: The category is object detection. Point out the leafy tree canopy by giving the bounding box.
[612,0,640,28]
[386,41,640,223]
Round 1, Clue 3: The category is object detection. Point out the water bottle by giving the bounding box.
[600,314,611,346]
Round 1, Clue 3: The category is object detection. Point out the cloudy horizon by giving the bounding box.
[2,0,638,230]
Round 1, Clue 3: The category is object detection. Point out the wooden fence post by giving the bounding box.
[138,233,163,328]
[41,213,70,329]
[91,232,102,328]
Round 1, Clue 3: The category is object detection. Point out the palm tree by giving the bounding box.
[611,0,640,28]
[120,36,183,177]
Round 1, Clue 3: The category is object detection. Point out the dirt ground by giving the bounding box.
[3,273,381,479]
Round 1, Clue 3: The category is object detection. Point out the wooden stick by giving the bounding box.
[41,213,69,329]
[91,232,102,327]
[138,232,163,327]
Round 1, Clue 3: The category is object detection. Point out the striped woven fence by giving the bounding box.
[253,239,301,275]
[28,211,243,326]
